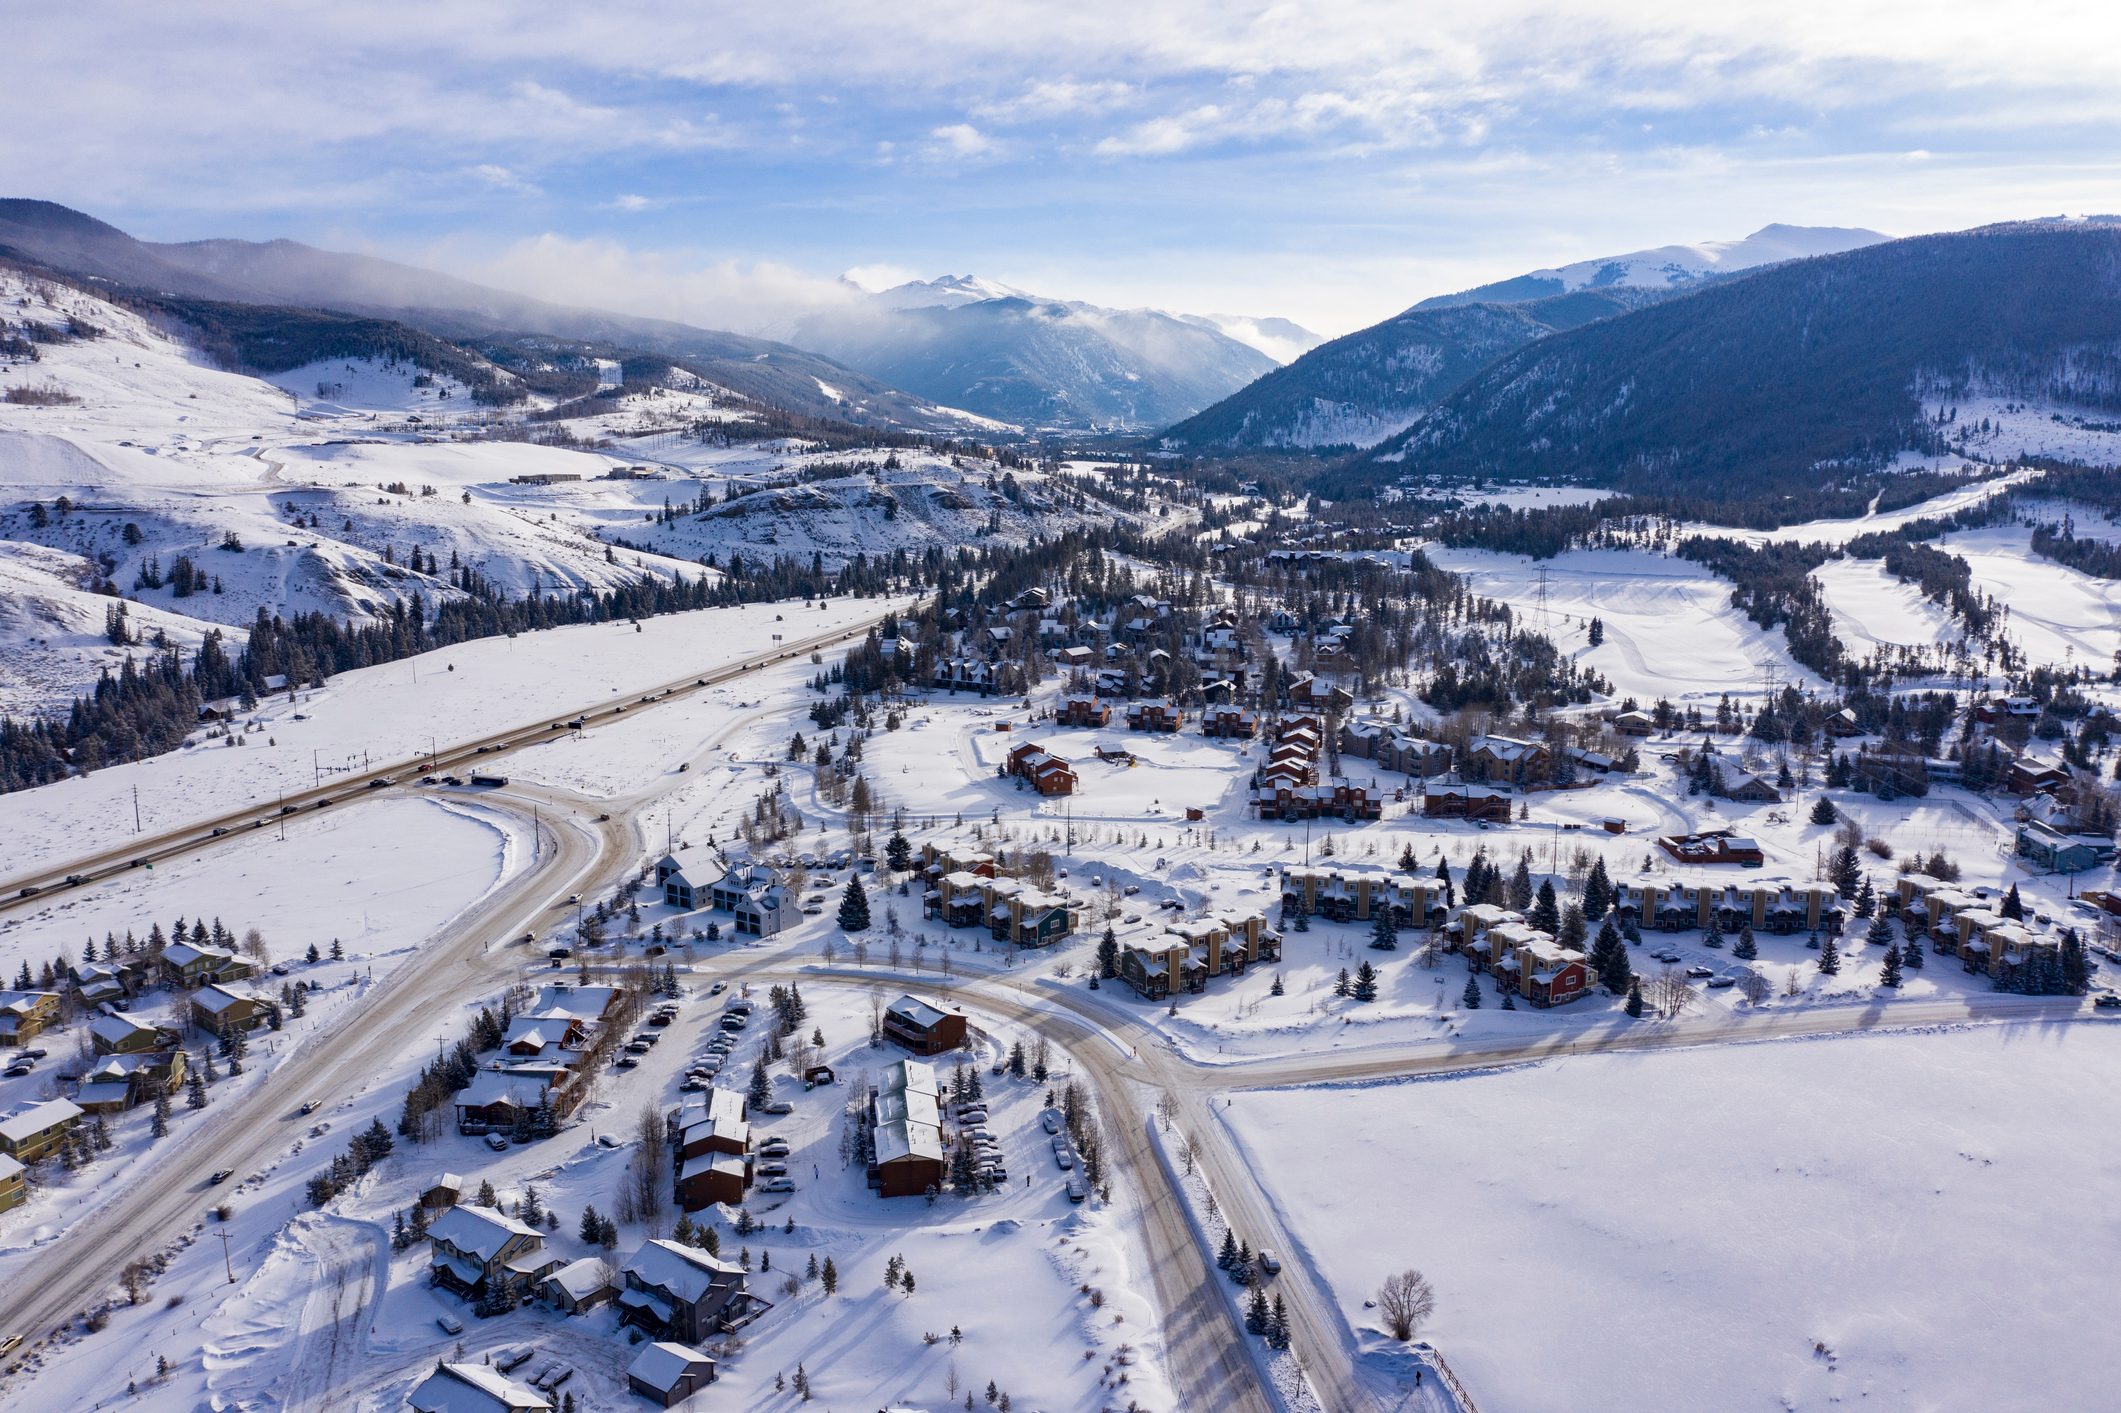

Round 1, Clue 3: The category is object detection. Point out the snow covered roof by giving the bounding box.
[529,984,616,1021]
[544,1256,612,1301]
[0,1098,82,1145]
[89,1012,159,1045]
[428,1203,539,1262]
[877,1059,939,1098]
[407,1362,552,1413]
[191,983,265,1016]
[455,1068,550,1111]
[0,1153,22,1183]
[162,940,239,970]
[623,1238,744,1303]
[626,1341,714,1393]
[875,1118,945,1165]
[887,994,960,1029]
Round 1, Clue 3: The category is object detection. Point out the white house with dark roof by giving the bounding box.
[426,1203,549,1300]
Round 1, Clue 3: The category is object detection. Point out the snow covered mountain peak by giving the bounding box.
[1418,223,1891,309]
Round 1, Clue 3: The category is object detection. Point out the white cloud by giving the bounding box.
[608,193,660,211]
[928,123,1000,160]
[975,79,1136,123]
[466,163,539,194]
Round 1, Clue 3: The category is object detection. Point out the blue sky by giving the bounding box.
[10,2,2121,336]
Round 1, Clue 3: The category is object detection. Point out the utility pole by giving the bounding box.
[133,785,142,835]
[215,1227,236,1284]
[1533,564,1552,634]
[278,791,286,843]
[313,749,320,785]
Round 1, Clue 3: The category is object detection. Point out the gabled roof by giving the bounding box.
[428,1203,540,1261]
[408,1362,552,1413]
[622,1238,744,1303]
[0,1098,82,1144]
[627,1340,714,1392]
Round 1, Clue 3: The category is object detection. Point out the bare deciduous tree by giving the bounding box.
[1377,1268,1436,1341]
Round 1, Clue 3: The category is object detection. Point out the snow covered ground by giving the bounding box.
[1222,1021,2121,1413]
[1942,522,2121,672]
[1422,546,1825,702]
[1811,557,1960,653]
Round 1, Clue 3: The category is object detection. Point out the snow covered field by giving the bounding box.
[1422,546,1823,701]
[1222,1022,2121,1412]
[1943,522,2121,671]
[1811,557,1960,653]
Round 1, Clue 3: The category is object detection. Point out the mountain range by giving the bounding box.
[1357,220,2121,498]
[1161,224,1893,453]
[0,200,1316,434]
[786,275,1316,430]
[0,199,986,432]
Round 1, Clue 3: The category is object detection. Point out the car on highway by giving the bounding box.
[300,1099,321,1115]
[315,798,333,808]
[758,1177,796,1194]
[0,1334,21,1359]
[64,873,87,886]
[420,775,437,784]
[210,826,227,837]
[280,804,299,815]
[708,980,725,994]
[442,775,464,786]
[568,893,581,904]
[209,1169,234,1185]
[15,885,39,898]
[1258,1249,1281,1275]
[368,776,393,789]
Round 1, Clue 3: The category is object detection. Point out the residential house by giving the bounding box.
[674,1088,752,1211]
[452,1067,561,1136]
[1281,867,1450,929]
[702,864,796,936]
[70,960,137,1008]
[867,1060,947,1198]
[882,994,968,1055]
[90,1011,174,1056]
[189,984,278,1037]
[627,1342,717,1406]
[406,1363,552,1413]
[1655,829,1766,867]
[1200,704,1258,739]
[1125,698,1185,732]
[2007,756,2072,796]
[0,1098,82,1164]
[2017,821,2104,874]
[1056,694,1111,727]
[1463,735,1551,788]
[1423,782,1511,822]
[427,1203,549,1300]
[0,1153,23,1215]
[1119,942,1196,1001]
[539,1257,616,1316]
[1004,742,1077,796]
[73,1050,185,1115]
[1612,710,1655,737]
[1721,771,1783,804]
[0,991,60,1046]
[984,879,1074,947]
[159,940,253,988]
[617,1238,762,1342]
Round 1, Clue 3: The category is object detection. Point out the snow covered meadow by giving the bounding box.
[1223,1022,2121,1412]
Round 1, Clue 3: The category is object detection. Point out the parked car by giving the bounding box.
[1652,950,1682,964]
[2095,991,2121,1009]
[615,1055,639,1069]
[679,1078,707,1092]
[1041,1111,1061,1134]
[758,1177,796,1194]
[1066,1178,1088,1203]
[484,1133,509,1151]
[1686,965,1714,979]
[758,1099,795,1116]
[756,1161,789,1178]
[435,1314,464,1336]
[1707,974,1737,989]
[757,1137,790,1158]
[1053,1141,1074,1170]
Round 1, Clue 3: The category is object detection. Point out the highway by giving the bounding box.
[0,603,907,909]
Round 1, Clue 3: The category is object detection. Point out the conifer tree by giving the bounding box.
[1624,977,1644,1017]
[1096,926,1119,979]
[1901,931,1925,971]
[1733,924,1757,961]
[1369,908,1398,951]
[1817,934,1841,977]
[1866,910,1894,949]
[2000,883,2024,921]
[1880,943,1903,988]
[1853,876,1876,919]
[1352,960,1379,1002]
[150,1090,170,1139]
[837,878,871,932]
[1589,918,1632,993]
[1333,967,1350,998]
[1582,857,1613,921]
[1462,974,1482,1009]
[1529,879,1560,936]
